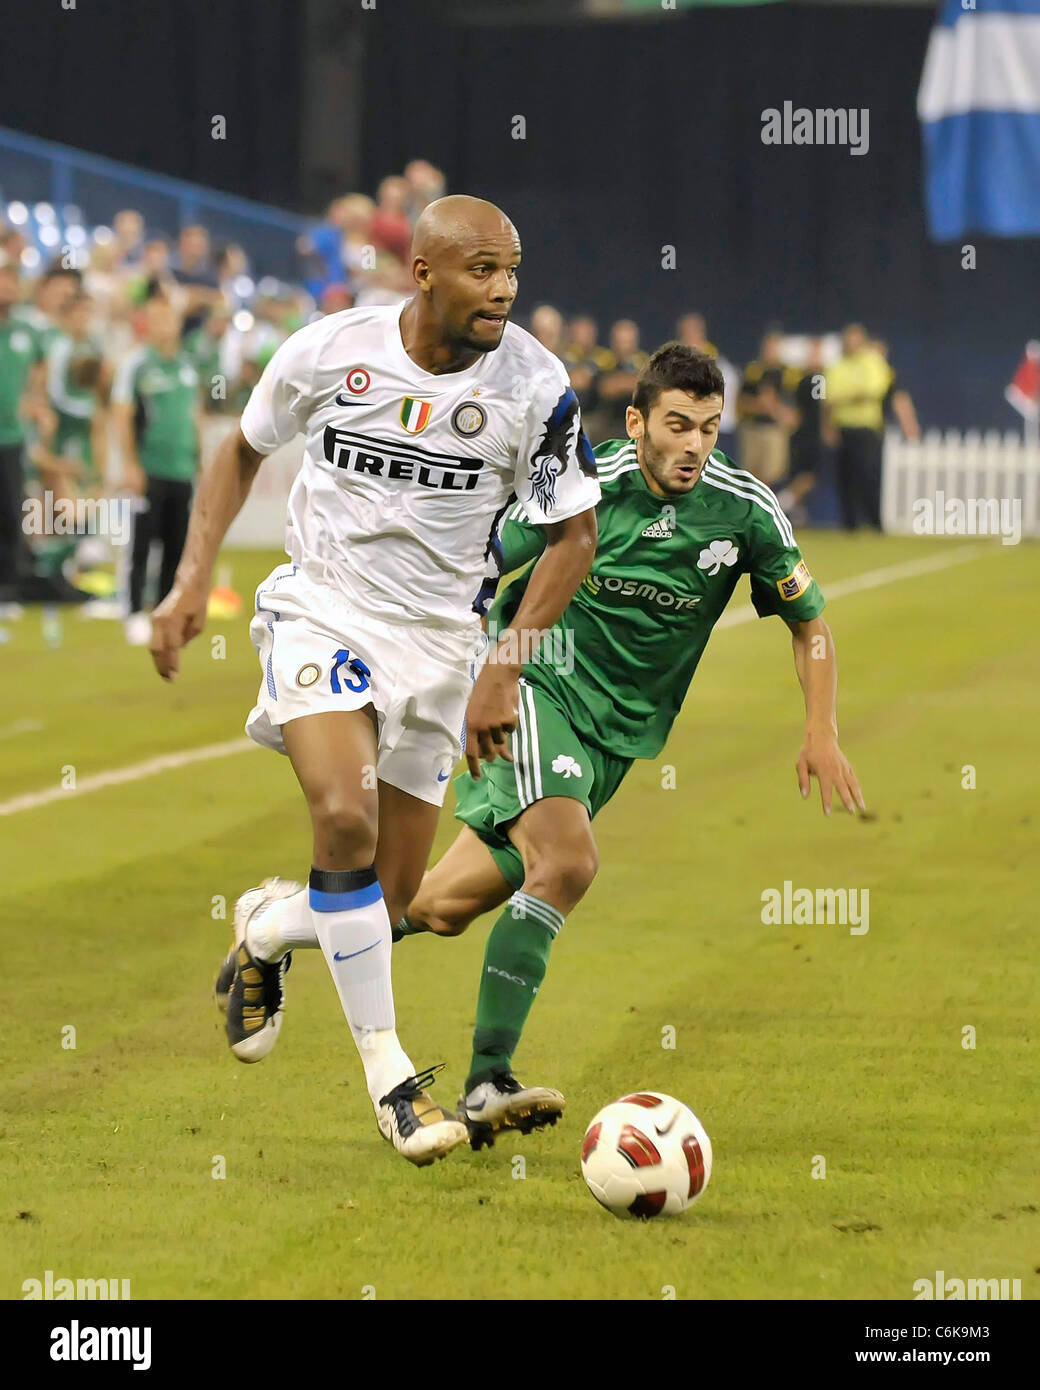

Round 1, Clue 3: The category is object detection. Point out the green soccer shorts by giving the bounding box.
[452,676,633,890]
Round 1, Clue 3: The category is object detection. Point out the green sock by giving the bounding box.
[467,891,564,1092]
[391,915,425,944]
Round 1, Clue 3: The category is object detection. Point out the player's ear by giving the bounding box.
[625,404,644,440]
[412,256,432,293]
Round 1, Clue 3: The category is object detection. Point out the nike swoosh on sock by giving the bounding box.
[333,940,381,962]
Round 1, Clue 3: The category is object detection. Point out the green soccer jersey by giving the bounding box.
[489,438,825,760]
[48,332,101,422]
[111,346,199,481]
[183,327,221,402]
[47,333,101,476]
[0,316,43,446]
[13,304,60,354]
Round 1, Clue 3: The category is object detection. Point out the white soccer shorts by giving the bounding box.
[245,562,485,806]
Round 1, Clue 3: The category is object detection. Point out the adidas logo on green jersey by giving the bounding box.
[640,518,673,539]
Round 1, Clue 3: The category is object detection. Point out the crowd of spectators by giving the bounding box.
[534,309,920,528]
[0,152,921,641]
[0,160,450,631]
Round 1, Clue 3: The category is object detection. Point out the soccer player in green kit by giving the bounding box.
[400,342,866,1145]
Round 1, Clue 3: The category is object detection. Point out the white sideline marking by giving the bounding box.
[0,737,255,817]
[0,544,989,818]
[715,542,985,630]
[0,718,45,740]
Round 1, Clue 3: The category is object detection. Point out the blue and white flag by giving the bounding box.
[918,0,1040,241]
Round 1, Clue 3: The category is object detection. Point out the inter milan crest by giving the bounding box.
[452,401,487,437]
[400,397,433,433]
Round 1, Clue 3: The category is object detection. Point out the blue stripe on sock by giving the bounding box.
[309,882,384,912]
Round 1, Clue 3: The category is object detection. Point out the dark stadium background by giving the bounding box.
[3,0,1037,430]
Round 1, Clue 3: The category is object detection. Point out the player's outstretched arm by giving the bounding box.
[149,426,264,682]
[464,506,597,777]
[788,615,866,816]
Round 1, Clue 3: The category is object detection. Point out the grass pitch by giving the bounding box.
[1,533,1037,1300]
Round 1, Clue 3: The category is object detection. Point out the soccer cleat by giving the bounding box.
[377,1064,469,1167]
[459,1069,565,1150]
[214,947,236,1013]
[222,877,302,1061]
[215,941,292,1014]
[215,877,300,1013]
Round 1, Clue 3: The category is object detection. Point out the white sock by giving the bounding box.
[310,868,414,1108]
[246,888,317,962]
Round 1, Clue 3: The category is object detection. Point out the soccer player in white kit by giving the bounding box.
[149,197,600,1165]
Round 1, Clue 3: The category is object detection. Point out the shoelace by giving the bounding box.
[402,1062,445,1096]
[493,1070,523,1095]
[381,1063,447,1132]
[383,1061,444,1106]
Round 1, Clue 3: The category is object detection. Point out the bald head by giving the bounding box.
[405,194,522,357]
[411,195,517,264]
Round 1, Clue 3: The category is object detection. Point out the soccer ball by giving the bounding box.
[580,1092,712,1219]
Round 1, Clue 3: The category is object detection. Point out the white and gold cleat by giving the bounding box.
[377,1065,469,1167]
[220,877,302,1062]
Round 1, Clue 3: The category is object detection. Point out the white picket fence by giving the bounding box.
[882,429,1040,538]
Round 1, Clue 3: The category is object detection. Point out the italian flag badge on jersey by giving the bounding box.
[400,397,433,433]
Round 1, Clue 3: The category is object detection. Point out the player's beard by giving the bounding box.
[459,312,509,354]
[639,433,702,496]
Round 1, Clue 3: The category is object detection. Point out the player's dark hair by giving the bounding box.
[41,263,83,286]
[633,342,725,417]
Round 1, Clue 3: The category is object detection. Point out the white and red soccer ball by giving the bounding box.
[580,1092,712,1219]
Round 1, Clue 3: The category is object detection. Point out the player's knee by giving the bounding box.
[526,841,598,911]
[309,795,379,864]
[559,846,599,904]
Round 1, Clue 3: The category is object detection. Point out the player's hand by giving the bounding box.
[464,662,518,778]
[24,401,57,439]
[149,578,209,681]
[125,463,147,497]
[796,729,865,816]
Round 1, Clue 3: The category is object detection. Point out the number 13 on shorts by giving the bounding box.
[330,648,372,694]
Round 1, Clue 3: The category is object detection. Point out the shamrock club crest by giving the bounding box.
[551,754,583,779]
[696,539,739,576]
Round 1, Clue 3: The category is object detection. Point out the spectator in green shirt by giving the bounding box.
[45,291,108,492]
[0,262,48,597]
[183,304,232,414]
[111,298,201,643]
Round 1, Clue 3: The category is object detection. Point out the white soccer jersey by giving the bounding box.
[239,303,601,628]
